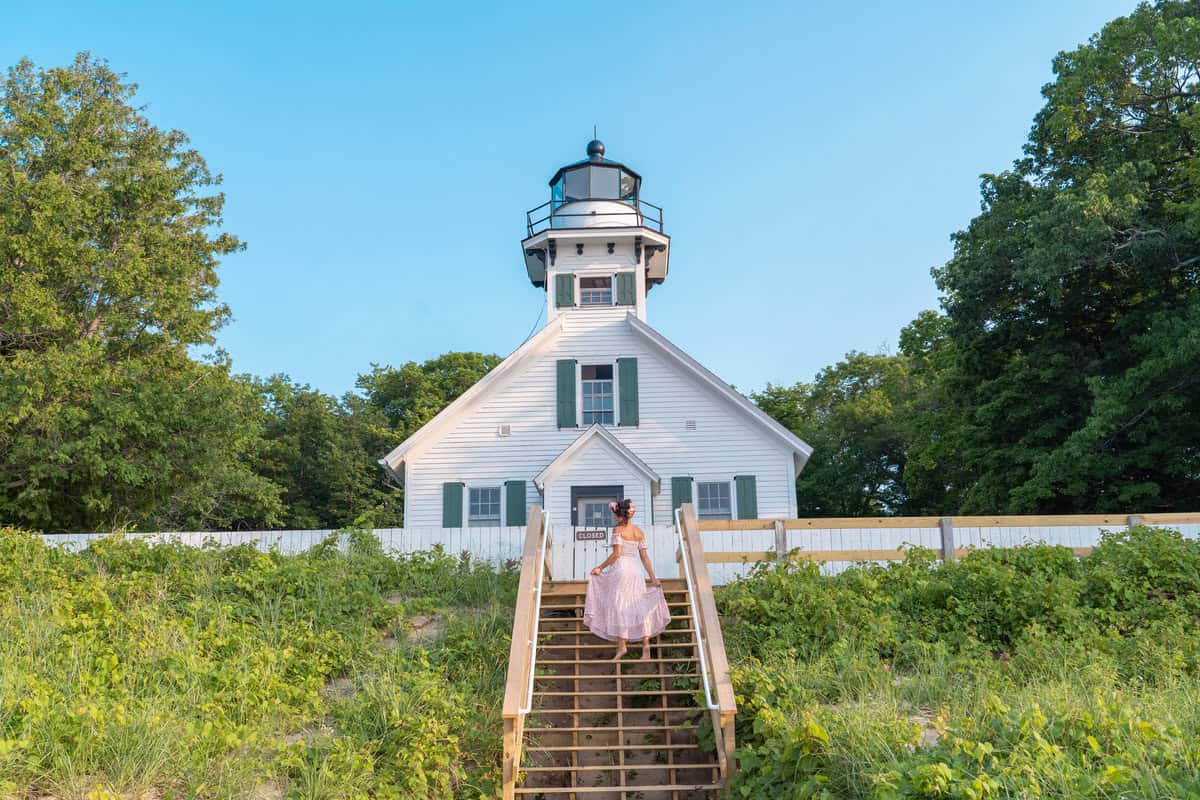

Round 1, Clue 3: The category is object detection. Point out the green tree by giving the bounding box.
[929,1,1200,512]
[252,375,402,529]
[358,351,502,441]
[0,54,281,530]
[754,352,912,516]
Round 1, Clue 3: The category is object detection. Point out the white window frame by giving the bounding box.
[579,275,613,306]
[578,496,617,528]
[466,483,503,527]
[695,479,734,521]
[579,360,618,426]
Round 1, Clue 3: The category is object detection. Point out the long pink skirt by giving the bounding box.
[583,552,671,642]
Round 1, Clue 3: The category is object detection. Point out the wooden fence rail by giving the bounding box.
[694,512,1200,579]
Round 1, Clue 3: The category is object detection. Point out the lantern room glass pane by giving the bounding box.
[564,168,588,201]
[589,166,619,199]
[620,171,637,204]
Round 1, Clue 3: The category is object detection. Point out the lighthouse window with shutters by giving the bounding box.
[378,139,814,573]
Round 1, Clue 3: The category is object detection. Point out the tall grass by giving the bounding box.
[0,529,516,799]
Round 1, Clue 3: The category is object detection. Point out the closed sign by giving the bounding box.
[575,529,608,541]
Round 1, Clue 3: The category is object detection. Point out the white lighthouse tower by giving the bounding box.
[522,139,671,324]
[381,141,811,564]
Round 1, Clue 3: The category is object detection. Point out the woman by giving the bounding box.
[583,498,671,660]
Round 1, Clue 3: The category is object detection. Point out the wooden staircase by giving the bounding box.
[516,579,720,798]
[503,506,736,800]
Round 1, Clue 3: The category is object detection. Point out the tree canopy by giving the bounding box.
[759,0,1200,516]
[7,1,1200,532]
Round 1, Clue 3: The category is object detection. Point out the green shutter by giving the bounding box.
[617,357,639,426]
[556,359,577,427]
[734,475,758,520]
[671,477,693,512]
[555,273,575,308]
[442,482,464,527]
[505,481,527,526]
[615,272,636,305]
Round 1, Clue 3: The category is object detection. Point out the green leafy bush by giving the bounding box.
[719,526,1200,799]
[0,528,516,799]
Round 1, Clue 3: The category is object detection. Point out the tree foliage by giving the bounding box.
[932,0,1200,512]
[759,1,1200,515]
[0,54,281,530]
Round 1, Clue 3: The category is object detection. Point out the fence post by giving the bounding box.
[1127,515,1143,531]
[773,520,787,560]
[939,517,956,561]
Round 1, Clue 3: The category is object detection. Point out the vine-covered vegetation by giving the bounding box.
[0,529,517,799]
[719,525,1200,798]
[4,525,1199,797]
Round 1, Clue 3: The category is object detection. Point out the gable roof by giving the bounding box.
[533,424,661,493]
[624,313,813,473]
[378,312,814,483]
[377,316,565,484]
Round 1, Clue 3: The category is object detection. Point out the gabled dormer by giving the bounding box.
[521,140,670,324]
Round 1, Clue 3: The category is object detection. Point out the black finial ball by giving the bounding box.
[587,139,605,160]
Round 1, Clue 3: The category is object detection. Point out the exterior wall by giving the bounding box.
[402,313,796,531]
[541,442,650,528]
[546,238,645,322]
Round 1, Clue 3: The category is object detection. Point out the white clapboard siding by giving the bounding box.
[403,314,797,528]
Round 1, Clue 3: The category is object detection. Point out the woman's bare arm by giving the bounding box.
[591,544,620,575]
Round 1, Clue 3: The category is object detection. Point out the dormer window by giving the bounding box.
[580,276,613,306]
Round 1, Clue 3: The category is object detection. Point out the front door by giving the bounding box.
[567,484,623,579]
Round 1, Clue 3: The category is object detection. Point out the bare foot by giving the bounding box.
[612,645,627,660]
[640,647,652,660]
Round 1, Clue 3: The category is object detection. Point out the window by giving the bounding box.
[696,481,732,520]
[581,364,614,425]
[468,486,501,527]
[580,276,613,306]
[579,497,616,528]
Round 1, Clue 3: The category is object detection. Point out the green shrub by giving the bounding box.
[720,525,1200,799]
[0,528,516,799]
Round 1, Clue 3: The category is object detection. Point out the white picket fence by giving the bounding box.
[36,517,1200,586]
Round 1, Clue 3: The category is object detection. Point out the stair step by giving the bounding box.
[542,601,691,611]
[522,763,720,773]
[543,580,687,592]
[527,743,704,753]
[538,642,695,650]
[534,689,699,697]
[514,784,722,795]
[529,707,705,716]
[539,614,694,624]
[538,657,698,665]
[524,724,702,735]
[535,672,699,682]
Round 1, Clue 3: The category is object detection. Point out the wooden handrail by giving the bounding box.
[676,503,738,780]
[696,511,1200,531]
[501,506,548,800]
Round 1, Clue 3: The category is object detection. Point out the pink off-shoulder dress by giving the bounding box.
[583,531,671,642]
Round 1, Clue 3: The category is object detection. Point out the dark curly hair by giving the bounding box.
[608,498,634,522]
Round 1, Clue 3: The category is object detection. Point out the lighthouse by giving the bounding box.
[522,139,670,324]
[380,141,811,575]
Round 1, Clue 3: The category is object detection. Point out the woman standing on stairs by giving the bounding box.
[584,498,672,660]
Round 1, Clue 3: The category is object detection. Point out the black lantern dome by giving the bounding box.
[549,140,642,206]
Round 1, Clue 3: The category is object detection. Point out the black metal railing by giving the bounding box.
[525,198,664,237]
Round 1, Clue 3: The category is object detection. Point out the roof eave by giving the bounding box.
[625,312,815,467]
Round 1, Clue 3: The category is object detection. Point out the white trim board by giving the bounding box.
[534,424,661,494]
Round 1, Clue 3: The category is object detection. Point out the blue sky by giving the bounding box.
[5,0,1136,397]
